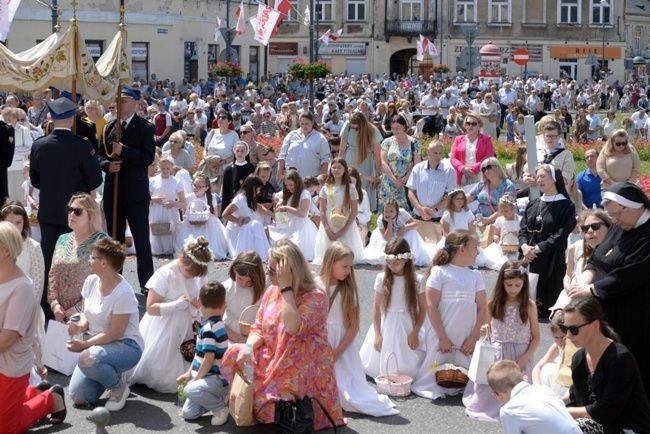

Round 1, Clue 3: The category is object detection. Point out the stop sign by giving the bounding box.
[513,48,530,66]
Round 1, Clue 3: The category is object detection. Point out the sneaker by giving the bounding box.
[211,407,229,426]
[105,380,130,411]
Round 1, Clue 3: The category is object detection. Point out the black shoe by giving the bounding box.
[36,380,51,392]
[140,287,149,297]
[49,385,67,425]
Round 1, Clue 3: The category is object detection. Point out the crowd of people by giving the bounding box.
[0,68,649,434]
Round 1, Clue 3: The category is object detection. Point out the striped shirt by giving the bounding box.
[191,315,229,385]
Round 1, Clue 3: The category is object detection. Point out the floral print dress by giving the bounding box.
[379,136,420,212]
[468,178,517,218]
[220,286,344,430]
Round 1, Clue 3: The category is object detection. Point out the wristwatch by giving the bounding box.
[280,286,294,294]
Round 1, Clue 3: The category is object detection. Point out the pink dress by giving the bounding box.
[220,286,344,430]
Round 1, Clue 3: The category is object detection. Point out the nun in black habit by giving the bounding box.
[519,164,576,313]
[568,182,650,399]
[220,140,256,216]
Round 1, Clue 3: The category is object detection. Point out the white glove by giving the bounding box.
[159,299,190,316]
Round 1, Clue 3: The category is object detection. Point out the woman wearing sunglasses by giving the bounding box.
[203,110,238,194]
[467,157,516,225]
[449,111,495,186]
[47,193,107,323]
[596,129,640,191]
[562,296,650,433]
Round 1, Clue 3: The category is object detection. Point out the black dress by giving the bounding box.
[585,217,650,399]
[519,196,575,312]
[220,162,256,216]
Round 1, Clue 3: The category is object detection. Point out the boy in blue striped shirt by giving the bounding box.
[177,281,230,426]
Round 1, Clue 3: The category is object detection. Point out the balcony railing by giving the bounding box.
[385,20,437,37]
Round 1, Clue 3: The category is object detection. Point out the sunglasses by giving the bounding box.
[241,130,252,134]
[581,222,605,233]
[481,164,493,172]
[66,206,84,216]
[466,121,479,127]
[558,321,592,336]
[614,141,628,147]
[108,106,116,109]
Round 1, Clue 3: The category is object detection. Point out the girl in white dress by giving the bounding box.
[364,200,430,266]
[149,157,186,255]
[318,242,398,417]
[128,236,213,393]
[268,170,318,261]
[313,158,365,264]
[222,251,266,344]
[174,175,228,260]
[221,175,272,262]
[359,238,427,380]
[441,189,475,235]
[348,168,371,246]
[411,230,487,399]
[532,311,569,396]
[483,195,521,271]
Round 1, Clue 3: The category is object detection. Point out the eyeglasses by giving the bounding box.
[581,222,605,233]
[192,183,207,189]
[558,321,593,336]
[265,265,276,276]
[66,206,84,216]
[606,206,626,218]
[614,141,628,147]
[466,121,479,127]
[544,134,560,139]
[481,164,493,172]
[218,116,229,120]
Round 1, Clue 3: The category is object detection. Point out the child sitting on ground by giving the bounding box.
[532,311,569,396]
[177,281,230,426]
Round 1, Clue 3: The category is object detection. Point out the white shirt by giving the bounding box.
[420,94,439,116]
[222,278,259,336]
[406,160,457,217]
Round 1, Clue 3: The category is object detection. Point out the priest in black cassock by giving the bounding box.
[220,141,256,217]
[569,182,650,399]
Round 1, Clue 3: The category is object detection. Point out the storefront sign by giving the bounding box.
[550,46,621,59]
[269,42,298,55]
[318,43,366,55]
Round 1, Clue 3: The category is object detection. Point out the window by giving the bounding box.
[455,0,476,22]
[284,1,299,22]
[316,0,334,21]
[558,0,580,24]
[523,0,546,23]
[347,0,366,21]
[489,0,511,23]
[401,0,422,21]
[590,0,611,25]
[131,42,148,83]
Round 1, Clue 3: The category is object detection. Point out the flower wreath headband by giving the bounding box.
[447,188,465,196]
[499,194,516,207]
[183,236,214,267]
[383,251,415,260]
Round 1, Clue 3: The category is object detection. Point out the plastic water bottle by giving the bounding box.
[177,381,186,416]
[243,343,254,383]
[69,313,82,341]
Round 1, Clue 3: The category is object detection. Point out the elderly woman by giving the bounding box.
[339,112,383,212]
[450,111,495,186]
[567,182,650,400]
[277,111,330,185]
[27,91,49,130]
[67,238,143,411]
[520,165,575,313]
[596,129,640,190]
[182,109,201,139]
[162,132,193,171]
[468,158,517,225]
[0,222,67,432]
[378,115,421,212]
[84,100,106,140]
[48,193,107,323]
[203,110,238,194]
[562,297,650,433]
[220,239,345,430]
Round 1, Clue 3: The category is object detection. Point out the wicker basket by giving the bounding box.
[150,222,172,236]
[238,304,258,337]
[432,348,469,388]
[501,244,519,254]
[375,352,412,397]
[29,214,40,227]
[329,206,347,229]
[186,199,210,226]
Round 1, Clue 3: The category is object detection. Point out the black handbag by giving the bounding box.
[274,396,337,434]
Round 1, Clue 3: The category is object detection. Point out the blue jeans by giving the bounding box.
[69,339,142,404]
[182,376,229,420]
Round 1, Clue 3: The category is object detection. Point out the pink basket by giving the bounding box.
[374,352,412,397]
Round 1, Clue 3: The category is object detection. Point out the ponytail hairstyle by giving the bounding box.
[228,250,265,305]
[563,296,619,342]
[489,260,530,323]
[282,169,305,209]
[382,237,419,324]
[513,146,527,180]
[431,229,475,267]
[380,199,399,232]
[319,242,360,331]
[193,175,214,214]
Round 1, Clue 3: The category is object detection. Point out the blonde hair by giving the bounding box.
[0,221,23,260]
[319,242,359,331]
[269,239,318,293]
[68,193,103,234]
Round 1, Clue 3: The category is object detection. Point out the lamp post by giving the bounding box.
[601,0,607,77]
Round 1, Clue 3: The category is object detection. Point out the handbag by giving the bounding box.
[467,326,496,385]
[42,320,79,376]
[179,320,201,363]
[275,396,337,434]
[229,371,256,426]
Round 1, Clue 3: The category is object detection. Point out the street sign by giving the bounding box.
[585,52,600,66]
[219,47,239,64]
[220,28,238,47]
[459,47,481,71]
[513,48,530,66]
[460,25,480,47]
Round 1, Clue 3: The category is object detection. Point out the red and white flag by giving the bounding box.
[0,0,21,42]
[319,28,343,46]
[416,34,438,60]
[271,0,292,36]
[416,35,426,61]
[214,15,222,42]
[235,1,246,35]
[249,3,281,46]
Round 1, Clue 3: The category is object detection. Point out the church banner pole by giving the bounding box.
[112,0,125,239]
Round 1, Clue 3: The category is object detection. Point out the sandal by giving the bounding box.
[49,385,67,425]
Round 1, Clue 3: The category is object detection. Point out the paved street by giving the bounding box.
[30,257,553,434]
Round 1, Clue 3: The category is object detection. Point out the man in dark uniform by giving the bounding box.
[30,97,103,319]
[97,87,155,295]
[0,115,15,207]
[43,108,98,151]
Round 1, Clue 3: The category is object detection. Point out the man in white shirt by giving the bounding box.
[419,88,439,136]
[535,74,546,92]
[498,82,518,129]
[586,105,601,141]
[437,89,457,121]
[488,360,581,434]
[324,112,343,135]
[634,108,650,139]
[525,90,541,113]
